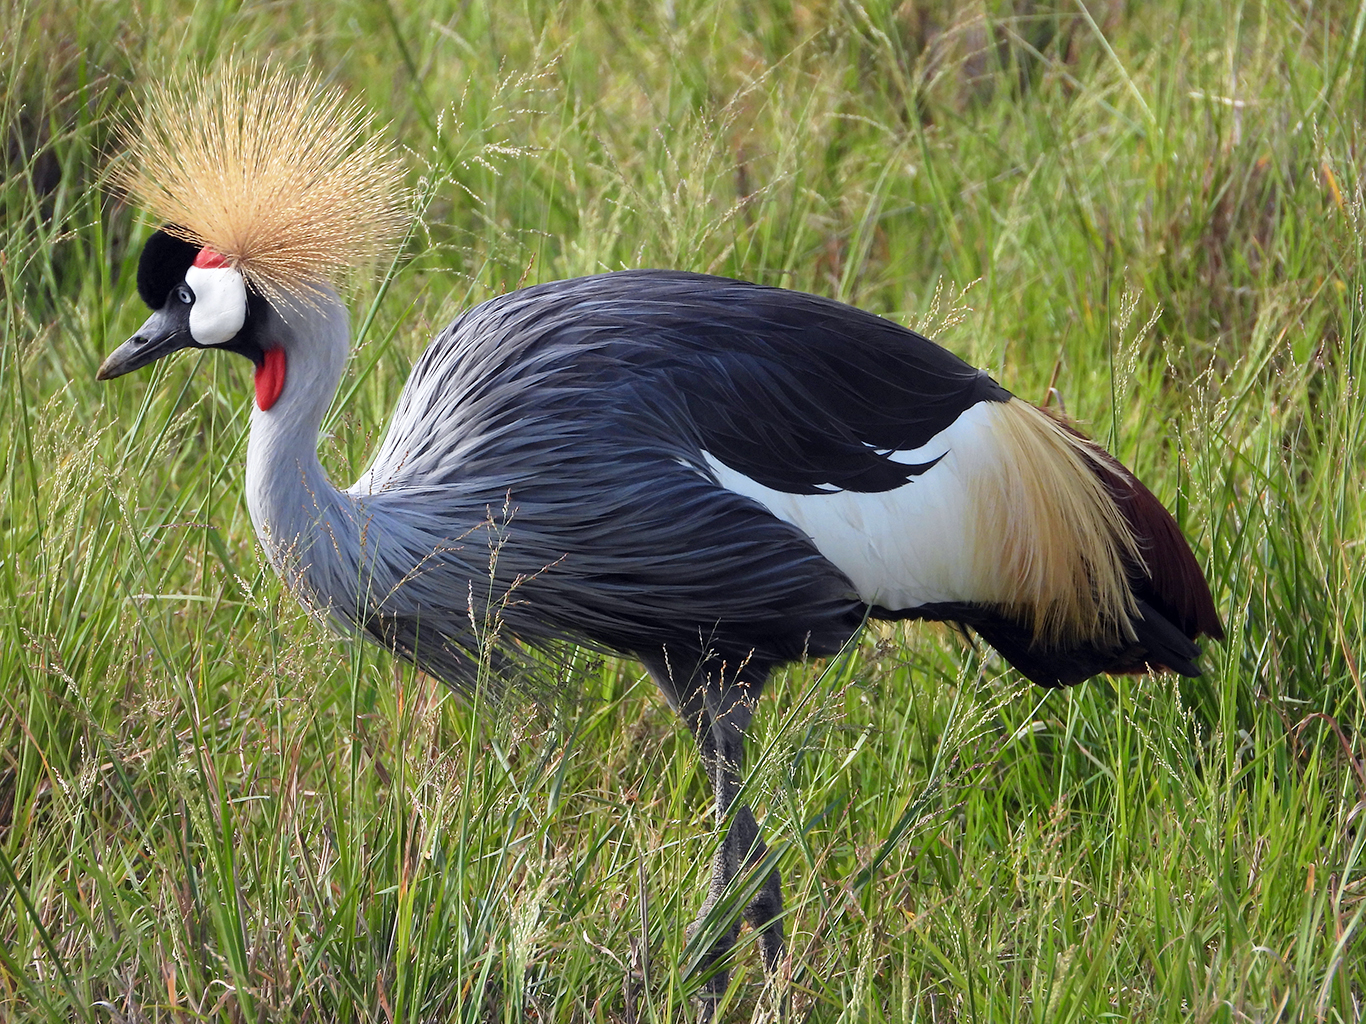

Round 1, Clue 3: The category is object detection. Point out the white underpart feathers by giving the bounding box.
[185,265,247,345]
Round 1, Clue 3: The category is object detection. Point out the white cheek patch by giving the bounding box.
[184,265,247,346]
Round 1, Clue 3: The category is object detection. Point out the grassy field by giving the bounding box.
[3,0,1365,1020]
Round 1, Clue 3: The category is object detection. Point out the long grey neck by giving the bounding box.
[244,287,358,598]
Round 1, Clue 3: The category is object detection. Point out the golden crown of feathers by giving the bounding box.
[114,60,408,301]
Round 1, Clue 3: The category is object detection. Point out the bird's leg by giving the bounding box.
[688,671,786,1012]
[707,698,786,971]
[686,707,742,1008]
[642,653,786,1013]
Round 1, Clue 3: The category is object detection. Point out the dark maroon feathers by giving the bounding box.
[1087,445,1224,645]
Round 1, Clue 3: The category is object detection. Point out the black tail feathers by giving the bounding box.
[907,600,1201,688]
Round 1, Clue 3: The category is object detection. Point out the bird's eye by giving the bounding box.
[175,284,194,304]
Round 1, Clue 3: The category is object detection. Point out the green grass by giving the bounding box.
[3,0,1365,1019]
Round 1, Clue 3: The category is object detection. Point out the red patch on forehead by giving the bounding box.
[194,248,231,269]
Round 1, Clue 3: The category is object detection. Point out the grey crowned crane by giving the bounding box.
[98,66,1222,1011]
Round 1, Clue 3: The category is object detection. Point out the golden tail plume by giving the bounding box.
[972,399,1141,646]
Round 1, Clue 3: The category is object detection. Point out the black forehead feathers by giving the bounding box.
[136,228,200,309]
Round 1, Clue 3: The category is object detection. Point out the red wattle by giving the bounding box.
[255,348,286,411]
[194,247,231,269]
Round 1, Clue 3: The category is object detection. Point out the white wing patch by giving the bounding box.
[703,401,1006,611]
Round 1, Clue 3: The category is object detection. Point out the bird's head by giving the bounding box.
[95,61,407,411]
[98,228,288,410]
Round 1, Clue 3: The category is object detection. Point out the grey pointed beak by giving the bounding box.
[96,309,196,380]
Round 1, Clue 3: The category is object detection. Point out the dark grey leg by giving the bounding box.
[645,654,786,1016]
[733,805,785,973]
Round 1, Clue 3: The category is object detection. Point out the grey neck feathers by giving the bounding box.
[244,287,360,609]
